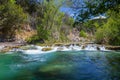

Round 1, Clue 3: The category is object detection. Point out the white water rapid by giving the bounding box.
[9,44,109,54]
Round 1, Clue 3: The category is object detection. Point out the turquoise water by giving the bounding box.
[0,51,120,80]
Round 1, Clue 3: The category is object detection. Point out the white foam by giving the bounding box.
[84,45,97,51]
[9,44,108,54]
[22,46,58,54]
[99,46,106,51]
[23,50,41,54]
[0,46,5,50]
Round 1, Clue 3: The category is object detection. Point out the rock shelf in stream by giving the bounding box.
[1,42,120,53]
[5,44,110,54]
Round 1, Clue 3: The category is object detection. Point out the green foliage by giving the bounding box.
[84,0,120,15]
[71,0,120,45]
[95,10,120,45]
[0,1,27,38]
[0,0,8,4]
[59,32,69,42]
[63,14,74,26]
[26,35,40,44]
[37,25,50,40]
[36,0,68,42]
[10,0,15,3]
[75,19,104,35]
[83,20,96,33]
[71,0,120,22]
[16,0,38,14]
[79,30,87,38]
[95,27,110,44]
[0,0,74,43]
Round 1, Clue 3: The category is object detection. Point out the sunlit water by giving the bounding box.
[0,50,120,80]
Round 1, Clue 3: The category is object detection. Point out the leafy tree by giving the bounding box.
[0,1,27,39]
[70,0,120,45]
[64,0,119,22]
[36,0,65,41]
[0,0,8,4]
[16,0,39,14]
[85,0,120,14]
[95,10,120,45]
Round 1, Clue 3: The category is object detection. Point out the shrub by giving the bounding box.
[0,1,27,38]
[79,30,87,37]
[26,35,40,44]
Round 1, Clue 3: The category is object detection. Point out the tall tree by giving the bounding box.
[36,0,64,41]
[0,1,27,39]
[16,0,40,14]
[75,0,120,21]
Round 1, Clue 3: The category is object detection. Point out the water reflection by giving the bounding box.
[105,53,120,79]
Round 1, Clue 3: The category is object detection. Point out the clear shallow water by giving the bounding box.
[0,51,120,80]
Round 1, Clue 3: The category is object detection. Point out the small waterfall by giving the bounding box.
[55,44,107,51]
[0,46,5,50]
[84,44,97,51]
[10,44,108,54]
[99,46,106,51]
[69,44,82,51]
[84,44,107,51]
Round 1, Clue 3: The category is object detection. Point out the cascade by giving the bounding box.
[7,44,108,54]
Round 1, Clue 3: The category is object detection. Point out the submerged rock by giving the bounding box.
[39,64,72,74]
[39,65,66,72]
[96,46,100,50]
[42,47,53,51]
[57,47,64,51]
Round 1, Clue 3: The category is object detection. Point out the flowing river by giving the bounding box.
[0,48,120,80]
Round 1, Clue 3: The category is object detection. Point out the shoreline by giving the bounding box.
[0,42,25,47]
[0,42,26,52]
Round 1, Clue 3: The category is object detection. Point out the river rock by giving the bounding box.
[42,47,52,51]
[54,43,64,46]
[57,47,64,51]
[20,45,37,50]
[105,46,120,50]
